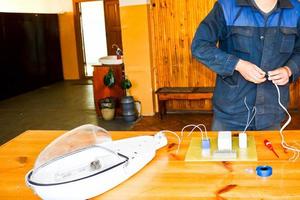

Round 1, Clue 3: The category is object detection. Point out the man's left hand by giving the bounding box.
[268,66,292,85]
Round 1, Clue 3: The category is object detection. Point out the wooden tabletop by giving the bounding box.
[1,130,300,199]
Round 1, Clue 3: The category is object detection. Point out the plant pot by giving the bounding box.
[101,108,115,121]
[99,97,116,120]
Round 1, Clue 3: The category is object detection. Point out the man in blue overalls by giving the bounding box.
[192,0,300,131]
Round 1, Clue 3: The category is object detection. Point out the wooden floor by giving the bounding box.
[132,112,300,131]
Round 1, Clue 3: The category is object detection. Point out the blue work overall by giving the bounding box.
[192,0,300,130]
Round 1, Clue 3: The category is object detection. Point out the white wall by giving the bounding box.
[81,1,107,76]
[0,0,73,13]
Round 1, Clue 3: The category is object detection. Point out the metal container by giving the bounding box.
[120,96,137,122]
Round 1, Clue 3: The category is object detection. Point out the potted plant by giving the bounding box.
[99,97,115,121]
[121,76,132,96]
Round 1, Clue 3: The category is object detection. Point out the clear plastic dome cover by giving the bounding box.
[28,124,130,185]
[33,124,112,170]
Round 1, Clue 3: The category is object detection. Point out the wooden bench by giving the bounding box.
[155,87,214,119]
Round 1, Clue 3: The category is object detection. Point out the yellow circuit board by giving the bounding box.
[185,136,257,162]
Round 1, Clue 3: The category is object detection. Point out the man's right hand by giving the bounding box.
[235,59,266,84]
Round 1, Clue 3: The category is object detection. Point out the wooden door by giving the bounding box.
[149,0,300,111]
[42,14,63,83]
[104,0,123,55]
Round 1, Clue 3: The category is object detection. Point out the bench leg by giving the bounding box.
[158,100,166,120]
[163,101,167,115]
[158,100,163,119]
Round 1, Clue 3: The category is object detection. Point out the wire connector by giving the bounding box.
[202,138,211,157]
[202,138,210,149]
[239,132,247,149]
[218,131,232,151]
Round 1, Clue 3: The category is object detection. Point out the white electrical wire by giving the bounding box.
[180,124,208,140]
[287,141,300,162]
[244,97,251,130]
[289,149,299,162]
[181,124,202,139]
[292,142,300,161]
[294,152,300,161]
[158,130,181,154]
[243,97,257,133]
[177,124,208,155]
[274,83,300,156]
[156,124,209,155]
[189,124,208,139]
[179,124,203,153]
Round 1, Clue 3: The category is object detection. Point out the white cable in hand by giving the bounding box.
[273,83,300,158]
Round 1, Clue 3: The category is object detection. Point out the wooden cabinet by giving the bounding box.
[92,64,125,116]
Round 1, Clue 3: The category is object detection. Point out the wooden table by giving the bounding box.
[1,130,300,199]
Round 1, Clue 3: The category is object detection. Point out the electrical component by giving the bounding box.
[235,97,255,152]
[218,131,232,151]
[25,124,168,199]
[212,150,237,159]
[239,97,256,150]
[201,149,210,157]
[201,139,211,157]
[202,139,210,149]
[256,166,272,177]
[239,132,247,148]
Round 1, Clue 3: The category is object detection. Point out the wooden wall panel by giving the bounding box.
[150,0,300,111]
[150,0,216,111]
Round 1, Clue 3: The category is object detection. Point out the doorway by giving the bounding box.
[74,0,123,78]
[79,1,107,77]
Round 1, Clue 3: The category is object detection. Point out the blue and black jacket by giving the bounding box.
[192,0,300,129]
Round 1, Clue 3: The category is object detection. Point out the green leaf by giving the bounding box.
[103,68,115,87]
[121,78,132,89]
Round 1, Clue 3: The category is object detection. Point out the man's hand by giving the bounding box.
[235,59,266,84]
[268,66,292,85]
